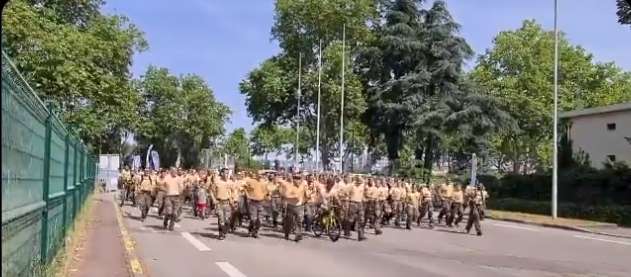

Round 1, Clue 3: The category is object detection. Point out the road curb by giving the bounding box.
[488,217,631,239]
[112,194,148,277]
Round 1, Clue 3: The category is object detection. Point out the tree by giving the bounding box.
[137,66,230,168]
[2,0,148,151]
[471,20,631,173]
[250,124,293,161]
[241,0,376,169]
[618,0,631,26]
[224,128,252,170]
[356,0,427,167]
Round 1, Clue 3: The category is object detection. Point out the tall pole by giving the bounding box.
[339,24,346,173]
[316,40,322,172]
[552,0,559,219]
[295,53,302,170]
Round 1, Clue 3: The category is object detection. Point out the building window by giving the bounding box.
[607,123,616,131]
[607,155,616,162]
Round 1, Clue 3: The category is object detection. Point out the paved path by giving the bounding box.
[119,197,631,277]
[73,193,129,277]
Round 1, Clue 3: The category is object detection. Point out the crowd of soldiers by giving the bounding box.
[118,167,489,242]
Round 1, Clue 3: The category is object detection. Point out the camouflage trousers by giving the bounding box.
[447,202,464,227]
[163,195,181,230]
[215,200,232,235]
[284,204,305,240]
[465,202,482,235]
[247,199,263,235]
[419,200,434,226]
[137,190,153,220]
[438,199,451,223]
[365,200,383,233]
[391,200,403,226]
[345,202,365,239]
[304,203,319,232]
[405,204,419,229]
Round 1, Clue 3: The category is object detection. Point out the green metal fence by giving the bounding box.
[2,50,97,276]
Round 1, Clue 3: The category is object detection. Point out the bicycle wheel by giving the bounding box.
[327,215,341,242]
[312,217,323,237]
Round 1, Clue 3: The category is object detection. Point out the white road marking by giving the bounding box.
[181,232,211,251]
[175,223,181,228]
[492,223,540,232]
[216,262,247,277]
[573,235,631,246]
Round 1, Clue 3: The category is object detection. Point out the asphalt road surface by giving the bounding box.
[119,197,631,277]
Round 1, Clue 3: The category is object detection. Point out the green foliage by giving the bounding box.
[136,66,230,168]
[471,20,631,172]
[224,128,249,160]
[2,0,148,151]
[488,198,631,227]
[482,162,631,206]
[241,0,375,168]
[272,0,377,64]
[250,124,293,158]
[357,0,512,178]
[618,0,631,26]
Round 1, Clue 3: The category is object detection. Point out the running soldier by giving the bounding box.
[389,180,404,227]
[418,184,434,228]
[363,177,380,235]
[374,178,388,235]
[404,185,421,229]
[447,184,464,227]
[244,173,268,238]
[346,176,367,241]
[266,174,282,228]
[437,179,453,225]
[137,170,154,221]
[210,168,233,240]
[280,174,308,242]
[162,168,183,231]
[464,184,484,236]
[119,167,132,207]
[304,174,322,233]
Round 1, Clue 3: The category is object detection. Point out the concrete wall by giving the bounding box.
[568,110,631,168]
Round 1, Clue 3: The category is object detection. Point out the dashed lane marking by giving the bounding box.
[492,223,540,232]
[216,262,247,277]
[573,235,631,246]
[181,232,211,251]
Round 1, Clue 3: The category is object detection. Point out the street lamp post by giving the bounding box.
[552,0,559,219]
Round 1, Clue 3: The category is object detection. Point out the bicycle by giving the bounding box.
[312,205,341,242]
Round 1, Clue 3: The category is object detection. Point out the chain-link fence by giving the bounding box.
[2,50,97,276]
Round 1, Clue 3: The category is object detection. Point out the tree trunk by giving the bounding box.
[175,146,182,168]
[422,135,435,184]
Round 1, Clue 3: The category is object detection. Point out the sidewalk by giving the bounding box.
[487,209,631,239]
[69,192,131,277]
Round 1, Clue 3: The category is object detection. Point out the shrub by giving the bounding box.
[488,198,631,227]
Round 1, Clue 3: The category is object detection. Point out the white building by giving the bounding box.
[560,102,631,168]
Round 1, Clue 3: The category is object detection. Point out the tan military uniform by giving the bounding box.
[419,186,434,227]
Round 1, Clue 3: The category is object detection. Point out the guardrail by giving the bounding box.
[2,49,97,276]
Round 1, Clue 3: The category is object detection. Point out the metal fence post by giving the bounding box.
[72,140,78,222]
[62,133,69,237]
[40,103,53,264]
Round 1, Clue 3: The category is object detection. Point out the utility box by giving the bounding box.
[97,154,120,192]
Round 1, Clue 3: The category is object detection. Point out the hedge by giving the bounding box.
[488,198,631,227]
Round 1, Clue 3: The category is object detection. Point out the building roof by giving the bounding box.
[559,102,631,119]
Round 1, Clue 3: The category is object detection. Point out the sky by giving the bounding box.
[102,0,631,133]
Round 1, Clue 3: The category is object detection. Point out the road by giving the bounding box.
[118,196,631,277]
